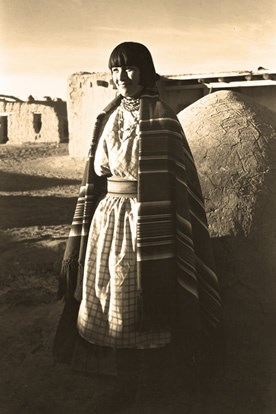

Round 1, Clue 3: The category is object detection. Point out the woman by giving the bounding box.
[54,42,222,411]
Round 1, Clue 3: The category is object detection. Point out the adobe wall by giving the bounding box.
[67,72,117,157]
[159,83,276,115]
[237,85,276,113]
[0,100,68,144]
[158,81,205,113]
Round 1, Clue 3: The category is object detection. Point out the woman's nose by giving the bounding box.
[119,69,128,81]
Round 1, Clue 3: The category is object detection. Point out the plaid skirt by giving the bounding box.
[76,194,171,348]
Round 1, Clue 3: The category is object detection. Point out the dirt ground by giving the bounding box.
[0,143,273,414]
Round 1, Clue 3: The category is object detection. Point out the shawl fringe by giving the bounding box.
[58,259,83,302]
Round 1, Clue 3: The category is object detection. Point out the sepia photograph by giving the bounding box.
[0,0,275,413]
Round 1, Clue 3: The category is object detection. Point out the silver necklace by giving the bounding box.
[118,106,139,141]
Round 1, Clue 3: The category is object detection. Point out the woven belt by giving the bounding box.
[107,177,137,196]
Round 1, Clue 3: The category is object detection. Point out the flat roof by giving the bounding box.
[164,69,276,81]
[204,80,276,88]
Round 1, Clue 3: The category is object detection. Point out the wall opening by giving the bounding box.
[96,80,109,88]
[63,119,69,142]
[33,113,42,133]
[0,115,8,143]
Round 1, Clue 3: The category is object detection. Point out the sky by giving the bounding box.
[0,0,275,100]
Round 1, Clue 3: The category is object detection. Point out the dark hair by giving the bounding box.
[108,42,159,87]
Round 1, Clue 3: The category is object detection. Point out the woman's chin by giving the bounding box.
[119,86,143,98]
[119,89,133,98]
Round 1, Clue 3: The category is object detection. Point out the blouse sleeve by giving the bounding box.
[94,132,110,176]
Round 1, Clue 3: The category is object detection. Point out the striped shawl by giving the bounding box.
[59,89,221,344]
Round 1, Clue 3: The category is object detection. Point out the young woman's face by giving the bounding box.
[111,66,143,98]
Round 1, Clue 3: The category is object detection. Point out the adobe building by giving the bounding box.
[67,68,276,157]
[0,95,68,145]
[67,72,116,157]
[161,68,276,113]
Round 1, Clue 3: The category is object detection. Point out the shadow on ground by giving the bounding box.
[0,171,81,192]
[209,236,275,414]
[0,195,77,228]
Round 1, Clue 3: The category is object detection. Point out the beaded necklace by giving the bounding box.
[121,97,140,112]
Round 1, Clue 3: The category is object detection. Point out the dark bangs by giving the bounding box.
[108,43,138,69]
[108,42,159,87]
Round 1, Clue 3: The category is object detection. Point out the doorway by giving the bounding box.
[0,115,8,143]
